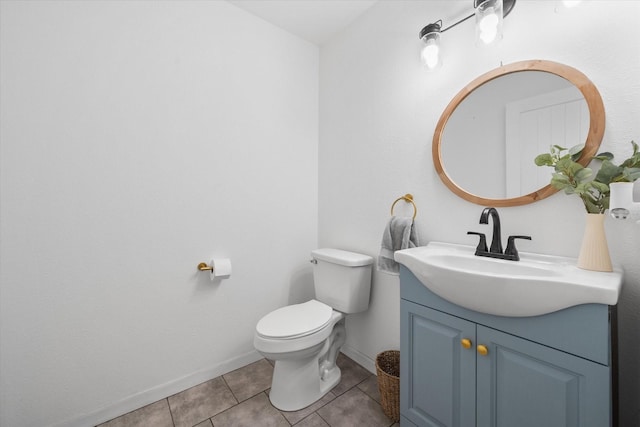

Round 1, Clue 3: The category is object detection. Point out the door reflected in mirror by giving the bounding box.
[433,60,605,207]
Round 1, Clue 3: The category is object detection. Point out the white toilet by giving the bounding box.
[253,248,373,411]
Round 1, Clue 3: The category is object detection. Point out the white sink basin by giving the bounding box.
[394,242,622,317]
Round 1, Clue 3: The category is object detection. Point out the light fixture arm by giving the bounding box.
[418,0,516,71]
[423,0,517,35]
[441,13,475,33]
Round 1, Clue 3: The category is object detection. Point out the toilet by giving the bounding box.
[253,248,373,411]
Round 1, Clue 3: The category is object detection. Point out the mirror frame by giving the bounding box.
[432,59,605,207]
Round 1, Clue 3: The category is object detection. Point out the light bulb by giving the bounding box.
[421,42,440,70]
[475,0,503,46]
[478,11,499,44]
[419,22,442,71]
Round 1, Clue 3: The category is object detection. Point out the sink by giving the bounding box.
[394,242,623,317]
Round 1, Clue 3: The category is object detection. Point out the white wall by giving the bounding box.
[320,1,640,425]
[0,1,318,426]
[3,1,639,425]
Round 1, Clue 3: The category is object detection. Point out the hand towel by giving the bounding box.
[378,216,419,275]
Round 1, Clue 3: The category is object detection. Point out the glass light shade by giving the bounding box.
[475,0,504,46]
[420,31,442,70]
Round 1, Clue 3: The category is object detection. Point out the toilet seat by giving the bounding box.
[256,300,333,339]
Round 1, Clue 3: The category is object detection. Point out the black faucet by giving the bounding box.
[479,207,503,254]
[467,207,531,261]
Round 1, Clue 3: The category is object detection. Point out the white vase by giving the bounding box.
[577,213,613,272]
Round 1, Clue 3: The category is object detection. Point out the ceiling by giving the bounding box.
[227,0,379,45]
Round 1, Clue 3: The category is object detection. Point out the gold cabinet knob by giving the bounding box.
[477,345,489,356]
[461,338,472,349]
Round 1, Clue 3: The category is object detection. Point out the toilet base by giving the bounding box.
[268,319,346,412]
[269,356,341,412]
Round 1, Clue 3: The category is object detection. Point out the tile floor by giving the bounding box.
[98,354,400,427]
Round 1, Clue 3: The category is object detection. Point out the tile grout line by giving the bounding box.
[203,375,240,427]
[315,410,332,427]
[165,398,177,427]
[283,392,331,426]
[101,355,385,427]
[219,374,240,404]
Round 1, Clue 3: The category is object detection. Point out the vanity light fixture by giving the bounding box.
[419,0,516,70]
[419,21,443,70]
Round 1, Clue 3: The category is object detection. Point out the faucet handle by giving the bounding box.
[505,235,532,261]
[467,231,488,255]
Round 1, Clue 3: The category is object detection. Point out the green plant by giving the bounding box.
[534,141,640,214]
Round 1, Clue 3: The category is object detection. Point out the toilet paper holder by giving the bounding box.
[197,258,232,280]
[197,262,214,271]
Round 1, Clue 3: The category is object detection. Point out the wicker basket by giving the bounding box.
[375,350,400,422]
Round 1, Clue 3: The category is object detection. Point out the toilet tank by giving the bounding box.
[311,248,373,314]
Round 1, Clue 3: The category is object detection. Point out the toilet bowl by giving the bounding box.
[253,249,373,411]
[254,300,345,411]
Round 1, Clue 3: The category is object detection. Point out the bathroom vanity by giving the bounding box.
[396,243,621,427]
[406,56,618,426]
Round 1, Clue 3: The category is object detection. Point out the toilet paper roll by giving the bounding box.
[210,258,232,280]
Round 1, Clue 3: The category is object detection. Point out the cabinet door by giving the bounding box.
[401,301,476,427]
[476,325,610,427]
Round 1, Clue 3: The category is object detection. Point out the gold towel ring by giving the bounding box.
[390,194,417,220]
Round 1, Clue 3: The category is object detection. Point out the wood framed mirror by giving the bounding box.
[432,60,605,207]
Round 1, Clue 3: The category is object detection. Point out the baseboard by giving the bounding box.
[53,349,263,427]
[341,345,376,374]
[55,346,378,426]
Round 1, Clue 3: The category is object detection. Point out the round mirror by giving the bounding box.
[433,60,605,207]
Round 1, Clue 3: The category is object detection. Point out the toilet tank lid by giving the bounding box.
[311,248,373,267]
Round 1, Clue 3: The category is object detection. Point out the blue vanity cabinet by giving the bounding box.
[475,325,610,427]
[401,300,476,426]
[400,267,615,427]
